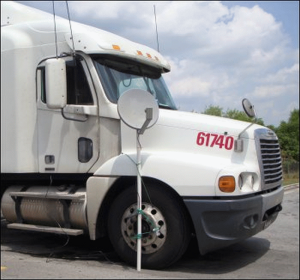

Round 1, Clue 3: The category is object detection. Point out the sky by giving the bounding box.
[17,1,299,127]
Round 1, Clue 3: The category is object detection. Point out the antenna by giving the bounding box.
[153,5,160,52]
[65,1,76,56]
[52,1,58,58]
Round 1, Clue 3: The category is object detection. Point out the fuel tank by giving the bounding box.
[1,185,88,230]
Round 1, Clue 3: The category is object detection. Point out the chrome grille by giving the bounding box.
[255,129,283,189]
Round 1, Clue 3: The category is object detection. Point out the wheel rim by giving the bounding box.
[121,202,167,254]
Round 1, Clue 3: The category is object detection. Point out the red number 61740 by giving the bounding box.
[196,132,234,150]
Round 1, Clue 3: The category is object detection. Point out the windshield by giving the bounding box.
[93,56,177,110]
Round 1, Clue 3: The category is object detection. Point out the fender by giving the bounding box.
[87,151,260,239]
[86,176,117,240]
[93,152,233,196]
[88,151,223,239]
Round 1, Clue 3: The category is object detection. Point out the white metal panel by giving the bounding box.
[1,46,39,172]
[1,1,54,26]
[45,58,67,109]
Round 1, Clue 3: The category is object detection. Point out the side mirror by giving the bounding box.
[45,58,67,109]
[235,98,257,152]
[117,89,159,135]
[242,98,256,119]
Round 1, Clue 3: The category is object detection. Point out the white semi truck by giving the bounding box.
[1,1,284,269]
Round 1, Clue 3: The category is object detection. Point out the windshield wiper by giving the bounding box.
[159,104,176,110]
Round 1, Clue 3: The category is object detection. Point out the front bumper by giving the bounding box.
[184,186,284,255]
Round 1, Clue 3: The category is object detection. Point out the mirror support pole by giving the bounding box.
[136,130,142,272]
[136,109,154,271]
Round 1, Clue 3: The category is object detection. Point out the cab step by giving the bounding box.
[7,223,84,236]
[9,191,85,200]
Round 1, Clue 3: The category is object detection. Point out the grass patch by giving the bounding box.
[283,172,299,186]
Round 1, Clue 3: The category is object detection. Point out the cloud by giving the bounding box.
[69,1,129,20]
[156,1,229,36]
[169,77,211,98]
[164,57,237,100]
[263,63,299,84]
[253,84,290,98]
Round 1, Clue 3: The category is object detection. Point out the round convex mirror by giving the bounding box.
[117,89,159,130]
[242,98,256,118]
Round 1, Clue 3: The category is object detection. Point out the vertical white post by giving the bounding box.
[136,131,142,271]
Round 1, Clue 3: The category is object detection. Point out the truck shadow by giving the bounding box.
[1,219,270,274]
[166,235,270,274]
[1,219,121,264]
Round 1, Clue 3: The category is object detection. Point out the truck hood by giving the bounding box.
[121,108,265,155]
[155,109,260,138]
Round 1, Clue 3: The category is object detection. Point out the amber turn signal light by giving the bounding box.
[219,176,235,192]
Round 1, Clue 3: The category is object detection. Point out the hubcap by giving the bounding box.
[121,202,167,254]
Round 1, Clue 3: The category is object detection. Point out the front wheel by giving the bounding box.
[107,182,191,269]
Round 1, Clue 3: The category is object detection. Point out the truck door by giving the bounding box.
[36,56,99,174]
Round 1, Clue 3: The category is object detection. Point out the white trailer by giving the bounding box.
[1,1,284,269]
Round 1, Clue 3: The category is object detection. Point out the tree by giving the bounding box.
[202,105,223,116]
[267,124,276,131]
[275,109,299,162]
[202,106,264,125]
[224,109,264,125]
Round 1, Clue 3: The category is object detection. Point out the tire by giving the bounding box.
[107,182,191,269]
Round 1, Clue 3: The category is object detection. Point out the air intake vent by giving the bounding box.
[255,129,283,190]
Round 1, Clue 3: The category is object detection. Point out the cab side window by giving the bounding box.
[40,57,93,105]
[66,58,93,105]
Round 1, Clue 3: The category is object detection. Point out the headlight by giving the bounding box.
[238,172,258,192]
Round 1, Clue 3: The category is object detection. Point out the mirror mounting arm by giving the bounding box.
[235,98,258,152]
[138,108,153,135]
